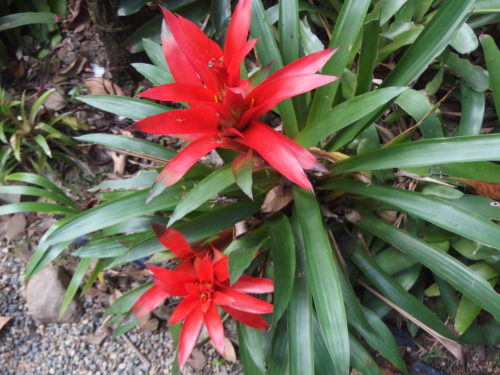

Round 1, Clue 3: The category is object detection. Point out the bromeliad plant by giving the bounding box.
[0,87,87,179]
[18,0,500,373]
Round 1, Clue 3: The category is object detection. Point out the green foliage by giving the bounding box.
[0,88,86,178]
[13,0,500,374]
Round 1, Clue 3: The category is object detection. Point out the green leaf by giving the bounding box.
[0,12,58,31]
[455,262,498,333]
[266,213,295,325]
[267,316,288,375]
[444,52,489,93]
[44,187,183,245]
[458,82,485,136]
[59,257,92,318]
[293,188,349,375]
[450,23,478,54]
[90,170,158,192]
[73,236,133,258]
[0,202,77,216]
[251,0,298,136]
[105,282,153,316]
[131,63,172,85]
[30,89,56,123]
[354,213,500,322]
[299,18,323,55]
[295,87,407,147]
[480,34,500,119]
[395,88,443,138]
[328,180,500,249]
[77,95,170,120]
[142,38,168,70]
[355,18,379,96]
[333,134,500,173]
[452,238,499,261]
[382,1,474,87]
[287,220,313,375]
[117,0,148,16]
[351,246,454,338]
[307,0,371,122]
[279,0,299,65]
[237,323,267,374]
[232,150,254,199]
[349,334,383,375]
[75,133,175,161]
[0,186,74,207]
[168,165,234,226]
[34,134,52,158]
[225,226,268,284]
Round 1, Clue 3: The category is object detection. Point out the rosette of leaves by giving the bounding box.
[20,1,500,374]
[0,87,87,178]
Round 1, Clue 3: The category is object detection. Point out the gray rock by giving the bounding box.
[25,266,82,323]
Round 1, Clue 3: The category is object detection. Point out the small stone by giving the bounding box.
[25,266,82,323]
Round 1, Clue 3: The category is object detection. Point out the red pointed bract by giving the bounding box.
[133,0,337,193]
[155,135,223,189]
[131,284,170,318]
[131,108,219,135]
[243,121,313,191]
[178,305,204,367]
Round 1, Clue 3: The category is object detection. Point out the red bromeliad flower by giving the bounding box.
[129,0,338,200]
[150,255,273,366]
[131,224,232,318]
[131,228,273,367]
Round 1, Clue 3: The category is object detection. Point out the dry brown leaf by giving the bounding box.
[0,316,12,332]
[44,91,67,111]
[85,324,111,345]
[454,178,500,199]
[84,77,125,96]
[186,348,206,371]
[136,314,159,332]
[261,185,293,213]
[221,337,236,362]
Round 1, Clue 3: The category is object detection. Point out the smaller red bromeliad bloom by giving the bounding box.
[130,226,273,367]
[128,0,338,201]
[131,224,232,318]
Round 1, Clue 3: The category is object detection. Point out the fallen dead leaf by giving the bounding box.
[261,185,293,213]
[454,178,500,199]
[85,318,111,345]
[186,348,206,371]
[5,213,27,242]
[136,314,159,332]
[84,77,125,96]
[220,337,237,362]
[44,91,67,111]
[53,57,87,83]
[0,316,12,332]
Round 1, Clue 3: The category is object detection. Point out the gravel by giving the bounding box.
[0,249,242,375]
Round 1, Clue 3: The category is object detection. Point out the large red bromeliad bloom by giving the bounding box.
[130,0,338,199]
[131,226,273,367]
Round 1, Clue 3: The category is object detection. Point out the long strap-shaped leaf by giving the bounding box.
[44,187,183,245]
[289,215,313,375]
[327,180,500,249]
[307,0,371,122]
[332,134,500,173]
[382,1,475,87]
[266,213,296,325]
[353,213,500,322]
[295,87,406,147]
[351,246,454,339]
[293,188,349,375]
[251,0,298,136]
